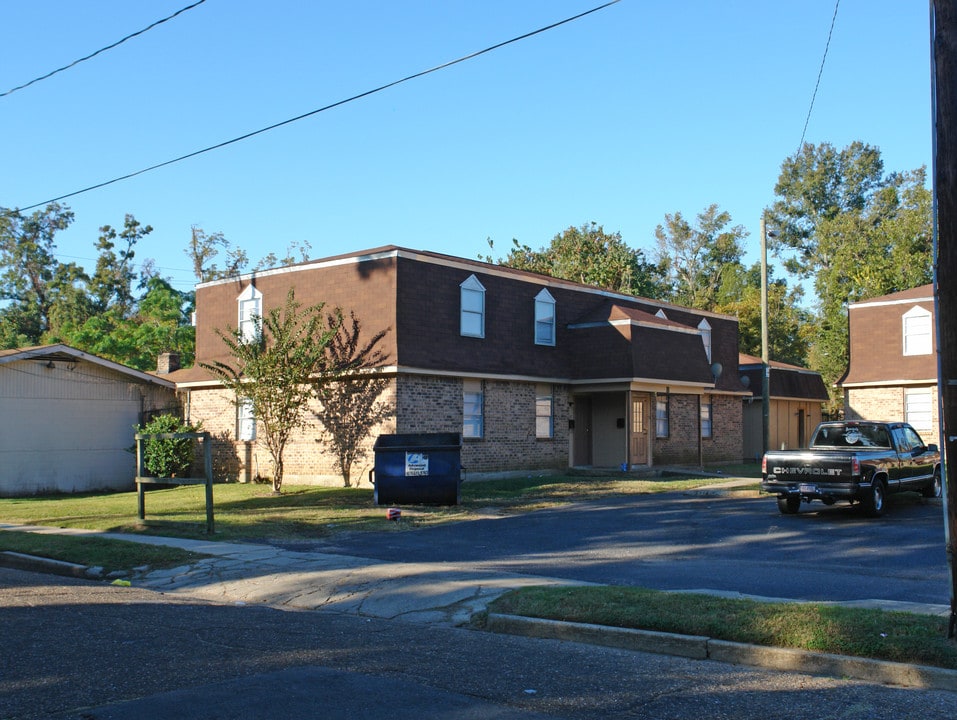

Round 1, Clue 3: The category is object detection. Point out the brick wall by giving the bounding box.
[395,374,569,474]
[653,393,742,465]
[845,384,940,445]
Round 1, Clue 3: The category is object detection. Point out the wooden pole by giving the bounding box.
[931,0,957,638]
[760,215,770,454]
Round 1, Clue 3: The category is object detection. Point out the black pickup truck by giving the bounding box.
[761,421,941,517]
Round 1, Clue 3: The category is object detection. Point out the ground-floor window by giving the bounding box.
[536,383,554,438]
[700,396,713,438]
[656,395,669,437]
[905,388,934,436]
[237,397,256,441]
[463,379,484,438]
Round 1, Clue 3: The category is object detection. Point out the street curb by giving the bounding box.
[0,550,91,579]
[485,613,957,692]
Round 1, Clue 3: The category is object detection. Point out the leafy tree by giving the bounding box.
[0,203,79,343]
[313,311,391,487]
[201,288,337,493]
[490,222,664,297]
[714,262,813,366]
[186,226,249,283]
[768,142,933,395]
[654,204,749,310]
[89,214,152,315]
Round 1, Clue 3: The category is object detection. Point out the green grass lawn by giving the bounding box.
[488,585,957,670]
[0,472,739,542]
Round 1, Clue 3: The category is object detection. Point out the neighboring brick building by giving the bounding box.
[838,284,939,444]
[167,246,749,485]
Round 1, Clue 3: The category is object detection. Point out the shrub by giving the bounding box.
[136,414,201,478]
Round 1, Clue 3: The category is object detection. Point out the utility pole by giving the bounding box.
[931,0,957,638]
[760,215,770,455]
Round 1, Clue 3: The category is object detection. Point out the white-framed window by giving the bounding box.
[535,383,554,438]
[460,275,486,338]
[905,388,934,435]
[534,289,556,346]
[237,284,263,343]
[656,395,669,438]
[237,397,256,441]
[903,306,932,356]
[463,379,484,438]
[700,396,713,438]
[698,318,712,363]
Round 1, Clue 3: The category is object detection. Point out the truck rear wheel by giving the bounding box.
[777,495,800,514]
[922,467,942,499]
[862,479,886,518]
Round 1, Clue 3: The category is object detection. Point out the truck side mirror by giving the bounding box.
[927,443,939,453]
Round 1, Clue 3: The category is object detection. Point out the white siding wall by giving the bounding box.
[0,358,175,495]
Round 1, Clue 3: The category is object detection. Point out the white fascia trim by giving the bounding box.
[841,379,937,388]
[1,344,175,388]
[850,295,934,310]
[196,249,402,290]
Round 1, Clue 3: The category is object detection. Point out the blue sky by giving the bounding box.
[1,1,932,294]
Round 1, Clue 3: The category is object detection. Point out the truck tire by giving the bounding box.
[862,478,886,518]
[777,495,800,514]
[922,467,942,499]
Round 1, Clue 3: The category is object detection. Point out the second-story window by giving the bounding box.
[237,284,263,343]
[903,306,932,356]
[460,275,485,338]
[534,289,556,346]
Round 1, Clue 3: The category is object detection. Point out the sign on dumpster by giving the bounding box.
[405,452,429,476]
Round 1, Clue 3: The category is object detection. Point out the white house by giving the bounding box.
[0,344,177,496]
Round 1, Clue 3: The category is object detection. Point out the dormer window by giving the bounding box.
[903,306,932,356]
[460,275,486,338]
[698,318,712,363]
[237,284,263,343]
[534,289,556,346]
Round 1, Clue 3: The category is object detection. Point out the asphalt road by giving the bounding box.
[2,567,956,720]
[304,489,951,607]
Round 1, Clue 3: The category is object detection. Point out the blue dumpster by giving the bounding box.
[371,432,463,505]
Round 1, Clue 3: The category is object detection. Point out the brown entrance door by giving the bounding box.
[630,395,649,465]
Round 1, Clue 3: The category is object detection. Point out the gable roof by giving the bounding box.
[0,344,175,388]
[738,353,829,401]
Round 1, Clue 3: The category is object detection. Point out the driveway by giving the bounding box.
[302,490,951,607]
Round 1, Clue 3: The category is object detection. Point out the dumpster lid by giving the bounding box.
[373,432,462,451]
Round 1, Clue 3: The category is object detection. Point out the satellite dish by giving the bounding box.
[740,375,751,388]
[710,362,723,380]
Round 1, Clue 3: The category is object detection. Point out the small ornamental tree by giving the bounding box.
[314,310,391,487]
[201,288,336,493]
[136,413,200,478]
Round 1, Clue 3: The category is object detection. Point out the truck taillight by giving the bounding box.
[852,457,860,475]
[761,455,767,474]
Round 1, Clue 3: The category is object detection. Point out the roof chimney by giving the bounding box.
[156,352,181,375]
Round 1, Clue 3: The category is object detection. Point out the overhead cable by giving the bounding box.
[796,0,841,153]
[13,0,621,212]
[0,0,208,99]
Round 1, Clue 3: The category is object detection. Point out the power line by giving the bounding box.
[796,0,841,153]
[0,0,208,99]
[14,0,621,213]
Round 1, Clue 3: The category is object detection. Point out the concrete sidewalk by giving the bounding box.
[2,522,956,692]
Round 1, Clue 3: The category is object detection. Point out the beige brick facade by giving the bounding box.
[845,384,940,445]
[653,393,742,465]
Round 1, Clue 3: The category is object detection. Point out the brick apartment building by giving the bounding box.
[839,284,939,444]
[165,246,748,485]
